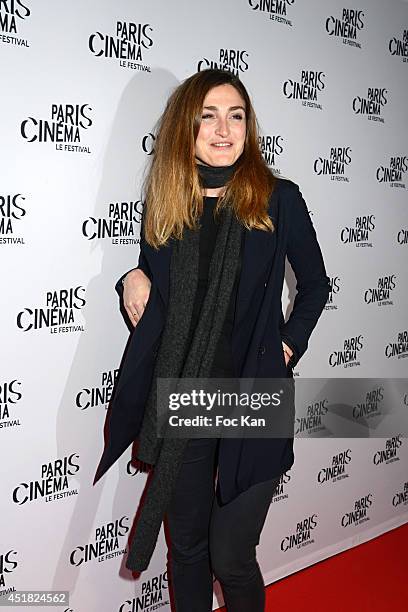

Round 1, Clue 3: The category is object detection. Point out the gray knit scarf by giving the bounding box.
[126,199,243,572]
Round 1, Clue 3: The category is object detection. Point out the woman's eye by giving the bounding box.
[201,112,245,121]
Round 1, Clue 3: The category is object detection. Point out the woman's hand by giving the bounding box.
[282,342,293,367]
[123,269,151,327]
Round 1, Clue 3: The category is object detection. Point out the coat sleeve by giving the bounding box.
[280,183,330,368]
[115,204,151,297]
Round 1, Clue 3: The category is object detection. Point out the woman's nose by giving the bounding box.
[215,116,230,137]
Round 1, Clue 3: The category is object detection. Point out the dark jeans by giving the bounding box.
[165,437,280,612]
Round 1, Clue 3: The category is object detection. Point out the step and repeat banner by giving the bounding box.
[1,0,408,610]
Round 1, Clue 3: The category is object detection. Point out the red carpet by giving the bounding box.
[217,522,408,611]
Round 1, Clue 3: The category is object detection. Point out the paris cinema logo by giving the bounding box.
[353,386,384,421]
[248,0,295,27]
[271,472,291,504]
[329,335,363,368]
[89,20,153,72]
[69,516,129,566]
[325,276,341,311]
[364,274,396,307]
[120,571,169,611]
[389,29,408,63]
[340,214,375,248]
[12,453,80,505]
[295,397,328,436]
[341,494,372,528]
[16,286,86,334]
[325,8,364,49]
[317,449,352,484]
[281,514,318,551]
[392,482,408,508]
[76,369,119,410]
[314,147,351,182]
[384,330,408,360]
[82,200,142,245]
[20,104,93,153]
[0,193,27,245]
[376,156,407,189]
[0,379,22,431]
[0,0,30,46]
[352,88,388,124]
[0,549,18,594]
[373,436,402,466]
[283,70,325,110]
[197,49,249,76]
[259,134,284,173]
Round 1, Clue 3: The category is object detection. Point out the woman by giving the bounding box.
[94,69,330,611]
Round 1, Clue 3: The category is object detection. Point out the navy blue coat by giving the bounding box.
[94,178,330,503]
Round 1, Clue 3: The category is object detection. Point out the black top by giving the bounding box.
[187,196,242,377]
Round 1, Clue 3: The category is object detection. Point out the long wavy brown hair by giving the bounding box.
[143,69,276,248]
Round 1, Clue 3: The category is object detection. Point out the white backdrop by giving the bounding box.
[1,1,408,610]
